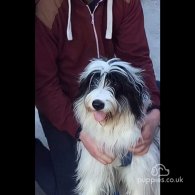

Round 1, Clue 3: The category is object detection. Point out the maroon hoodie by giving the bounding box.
[35,0,160,138]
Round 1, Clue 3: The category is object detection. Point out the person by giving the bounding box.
[35,0,160,194]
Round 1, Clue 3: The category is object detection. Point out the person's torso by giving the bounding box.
[38,0,126,100]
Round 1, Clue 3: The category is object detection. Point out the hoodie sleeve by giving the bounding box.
[114,0,160,108]
[35,16,79,138]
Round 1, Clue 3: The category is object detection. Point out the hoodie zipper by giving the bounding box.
[86,1,103,58]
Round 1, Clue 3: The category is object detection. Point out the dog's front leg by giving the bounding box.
[76,147,110,195]
[77,184,101,195]
[76,168,106,195]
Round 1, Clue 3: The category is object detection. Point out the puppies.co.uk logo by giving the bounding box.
[151,163,170,177]
[137,164,183,184]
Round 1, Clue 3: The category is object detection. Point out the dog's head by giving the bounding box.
[74,58,151,125]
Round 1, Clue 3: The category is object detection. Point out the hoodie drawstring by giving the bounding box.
[67,0,73,41]
[66,0,113,41]
[105,0,113,39]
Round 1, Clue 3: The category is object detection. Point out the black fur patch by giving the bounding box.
[76,72,101,98]
[105,71,144,121]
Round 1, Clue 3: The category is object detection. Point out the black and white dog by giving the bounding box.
[73,58,160,195]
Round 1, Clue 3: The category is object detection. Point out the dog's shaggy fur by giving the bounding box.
[73,58,160,195]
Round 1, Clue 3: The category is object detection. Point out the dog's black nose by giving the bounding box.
[92,100,105,111]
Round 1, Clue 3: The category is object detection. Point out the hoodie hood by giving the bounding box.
[67,0,113,41]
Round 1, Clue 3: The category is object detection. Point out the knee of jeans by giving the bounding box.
[35,139,57,195]
[35,179,57,195]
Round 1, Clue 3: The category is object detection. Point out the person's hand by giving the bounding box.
[79,131,115,165]
[129,109,160,156]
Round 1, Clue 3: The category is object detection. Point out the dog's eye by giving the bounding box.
[90,81,97,90]
[90,84,96,90]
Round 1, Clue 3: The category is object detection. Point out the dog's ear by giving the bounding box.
[127,71,151,120]
[125,78,145,120]
[115,70,149,121]
[76,73,93,98]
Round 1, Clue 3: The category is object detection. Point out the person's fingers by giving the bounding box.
[129,146,143,154]
[91,146,114,164]
[134,146,150,156]
[128,138,144,151]
[99,154,114,164]
[80,131,115,164]
[142,126,153,140]
[129,143,145,153]
[134,138,144,147]
[129,144,150,155]
[96,158,107,165]
[95,150,114,164]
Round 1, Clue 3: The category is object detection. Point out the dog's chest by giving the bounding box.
[83,119,140,155]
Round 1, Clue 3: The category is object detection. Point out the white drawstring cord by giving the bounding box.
[67,0,73,41]
[105,0,113,39]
